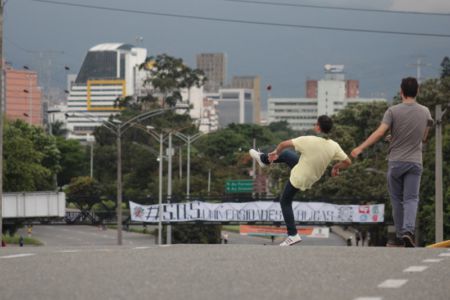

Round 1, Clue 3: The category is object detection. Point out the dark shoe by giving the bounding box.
[386,237,404,247]
[402,232,416,248]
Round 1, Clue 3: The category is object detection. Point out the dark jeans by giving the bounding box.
[261,150,300,236]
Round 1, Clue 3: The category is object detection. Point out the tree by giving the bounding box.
[440,56,450,79]
[3,119,60,191]
[56,137,89,187]
[139,54,206,107]
[65,176,102,210]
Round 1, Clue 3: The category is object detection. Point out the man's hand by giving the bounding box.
[351,146,363,158]
[331,165,340,177]
[268,151,278,162]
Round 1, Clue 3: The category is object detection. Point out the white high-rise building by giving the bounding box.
[212,88,254,128]
[268,65,386,131]
[66,43,147,140]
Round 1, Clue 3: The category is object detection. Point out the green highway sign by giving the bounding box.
[225,179,254,193]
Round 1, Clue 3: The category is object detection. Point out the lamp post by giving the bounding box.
[435,104,447,243]
[86,134,95,178]
[68,108,170,245]
[174,132,204,200]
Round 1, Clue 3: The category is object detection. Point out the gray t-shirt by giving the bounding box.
[382,102,433,164]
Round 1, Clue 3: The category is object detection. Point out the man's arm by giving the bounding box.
[268,139,294,162]
[351,123,389,158]
[422,127,431,143]
[331,158,352,177]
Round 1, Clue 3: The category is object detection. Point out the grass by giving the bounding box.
[2,235,43,246]
[222,225,240,233]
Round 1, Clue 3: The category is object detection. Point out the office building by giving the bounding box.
[213,88,254,128]
[230,75,261,124]
[268,65,386,131]
[66,43,147,140]
[5,66,43,125]
[196,53,227,93]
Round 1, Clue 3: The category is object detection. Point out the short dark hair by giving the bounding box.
[401,77,419,98]
[317,115,333,134]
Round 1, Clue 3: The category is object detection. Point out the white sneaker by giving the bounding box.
[279,234,302,246]
[249,149,266,168]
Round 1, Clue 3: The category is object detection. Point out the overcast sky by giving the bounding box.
[5,0,450,108]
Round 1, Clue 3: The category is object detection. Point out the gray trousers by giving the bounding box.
[387,161,423,237]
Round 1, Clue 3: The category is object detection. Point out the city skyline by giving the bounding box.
[5,0,450,109]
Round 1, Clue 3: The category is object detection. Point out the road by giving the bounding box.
[0,245,449,300]
[17,225,155,247]
[15,225,346,247]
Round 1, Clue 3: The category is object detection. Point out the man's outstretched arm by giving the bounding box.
[351,123,389,158]
[331,158,352,177]
[268,140,294,162]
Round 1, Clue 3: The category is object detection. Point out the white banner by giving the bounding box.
[129,201,384,223]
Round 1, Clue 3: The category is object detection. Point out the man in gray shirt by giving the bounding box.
[351,77,433,247]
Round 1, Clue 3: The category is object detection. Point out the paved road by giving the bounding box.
[0,245,448,300]
[17,225,155,247]
[16,225,345,247]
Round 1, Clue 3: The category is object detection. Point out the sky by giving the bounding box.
[4,0,450,109]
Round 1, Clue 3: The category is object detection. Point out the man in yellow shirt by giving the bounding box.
[250,115,351,246]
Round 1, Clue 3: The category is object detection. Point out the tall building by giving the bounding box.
[268,65,386,131]
[230,75,261,124]
[5,66,43,125]
[213,88,254,128]
[196,53,227,93]
[66,43,147,140]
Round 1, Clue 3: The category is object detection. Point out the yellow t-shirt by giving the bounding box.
[289,136,348,191]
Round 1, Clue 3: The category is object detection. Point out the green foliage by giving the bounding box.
[139,54,206,107]
[440,56,450,79]
[3,119,60,191]
[65,176,103,210]
[163,224,222,244]
[56,137,88,187]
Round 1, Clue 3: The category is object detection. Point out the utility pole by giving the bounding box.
[0,0,4,245]
[167,132,172,245]
[435,104,446,243]
[408,57,431,84]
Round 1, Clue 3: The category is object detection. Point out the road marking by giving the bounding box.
[0,253,36,259]
[378,279,408,288]
[58,250,80,253]
[354,297,382,300]
[438,253,450,257]
[134,246,151,250]
[422,258,443,263]
[403,266,428,272]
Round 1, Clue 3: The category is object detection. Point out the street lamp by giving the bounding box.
[86,134,95,178]
[68,108,171,245]
[435,104,448,243]
[174,132,204,200]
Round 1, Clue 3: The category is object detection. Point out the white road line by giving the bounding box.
[438,253,450,257]
[58,250,80,253]
[422,258,443,263]
[403,266,428,272]
[0,253,36,259]
[378,279,408,288]
[134,246,151,250]
[354,297,383,300]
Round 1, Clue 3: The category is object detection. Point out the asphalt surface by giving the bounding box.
[1,245,449,300]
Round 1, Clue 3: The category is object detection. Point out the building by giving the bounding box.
[230,75,261,124]
[5,66,43,125]
[212,88,254,128]
[196,53,227,93]
[268,65,386,131]
[66,43,147,140]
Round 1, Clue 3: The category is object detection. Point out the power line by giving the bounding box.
[224,0,450,17]
[32,0,450,38]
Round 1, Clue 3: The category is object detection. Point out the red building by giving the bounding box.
[5,67,42,125]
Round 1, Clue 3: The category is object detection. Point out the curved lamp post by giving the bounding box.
[68,108,171,245]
